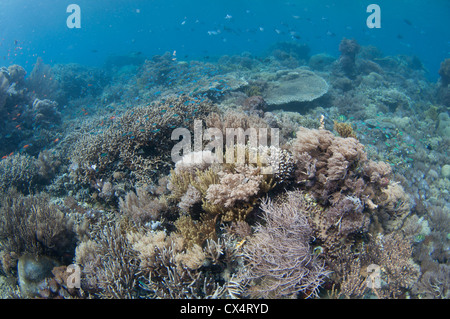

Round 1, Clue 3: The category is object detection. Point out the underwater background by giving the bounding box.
[0,0,449,299]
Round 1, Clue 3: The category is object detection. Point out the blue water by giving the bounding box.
[1,0,449,80]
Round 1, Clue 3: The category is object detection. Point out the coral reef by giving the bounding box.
[75,220,139,298]
[168,144,281,225]
[0,32,448,300]
[119,187,167,227]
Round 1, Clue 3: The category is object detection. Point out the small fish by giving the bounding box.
[22,144,30,149]
[403,19,413,26]
[1,156,8,160]
[225,14,232,20]
[53,138,60,143]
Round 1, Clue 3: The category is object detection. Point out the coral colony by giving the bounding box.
[0,37,449,300]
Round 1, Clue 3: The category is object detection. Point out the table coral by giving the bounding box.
[262,69,329,107]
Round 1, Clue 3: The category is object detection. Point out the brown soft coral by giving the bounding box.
[291,126,410,237]
[0,190,76,273]
[292,127,366,203]
[205,165,263,209]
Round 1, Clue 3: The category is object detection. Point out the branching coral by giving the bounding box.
[0,154,41,195]
[75,220,139,298]
[169,144,281,227]
[240,191,330,299]
[70,94,215,188]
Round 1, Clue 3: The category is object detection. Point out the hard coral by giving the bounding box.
[170,144,279,224]
[338,38,361,77]
[70,94,215,188]
[0,154,39,194]
[365,233,420,298]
